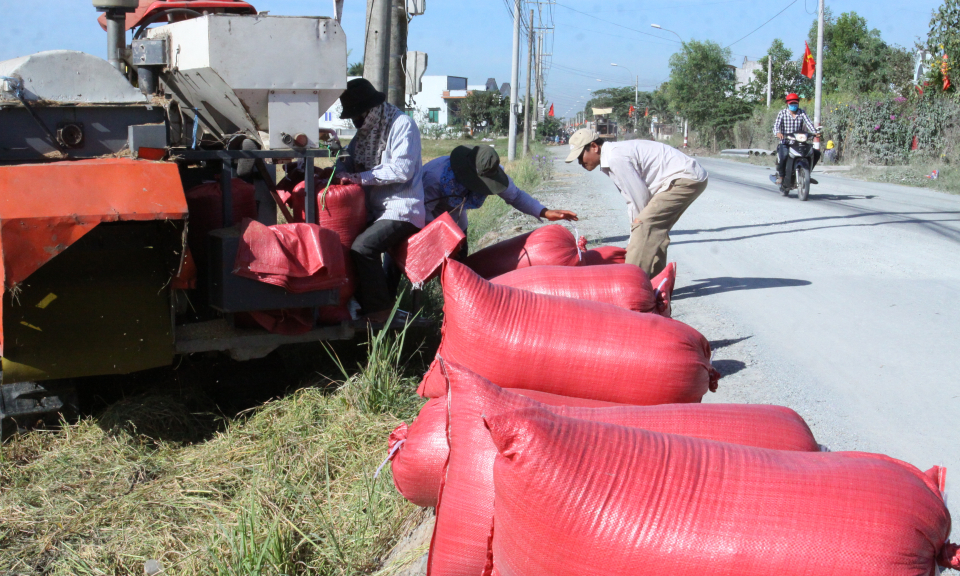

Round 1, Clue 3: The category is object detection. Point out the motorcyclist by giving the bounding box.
[773,93,818,185]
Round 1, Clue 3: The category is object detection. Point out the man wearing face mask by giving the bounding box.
[334,78,425,324]
[773,93,818,186]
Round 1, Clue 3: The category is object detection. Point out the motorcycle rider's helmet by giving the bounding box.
[785,93,800,103]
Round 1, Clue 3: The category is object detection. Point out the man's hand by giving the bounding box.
[541,209,579,222]
[339,173,362,185]
[776,132,784,140]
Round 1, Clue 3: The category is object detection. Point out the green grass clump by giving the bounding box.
[0,326,424,575]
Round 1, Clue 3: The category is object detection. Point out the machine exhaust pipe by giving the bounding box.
[93,0,138,73]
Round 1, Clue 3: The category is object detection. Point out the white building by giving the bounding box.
[731,56,763,90]
[410,75,469,126]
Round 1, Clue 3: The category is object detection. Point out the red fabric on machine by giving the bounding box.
[462,225,583,279]
[418,260,719,403]
[281,178,367,324]
[484,408,953,576]
[492,264,658,314]
[185,179,257,266]
[581,245,626,265]
[425,361,822,576]
[389,212,466,287]
[389,386,625,509]
[233,218,346,293]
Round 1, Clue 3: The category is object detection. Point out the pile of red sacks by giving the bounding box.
[380,225,958,576]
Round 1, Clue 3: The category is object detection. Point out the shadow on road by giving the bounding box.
[808,193,877,201]
[673,277,811,300]
[592,235,630,244]
[709,336,753,350]
[712,359,747,377]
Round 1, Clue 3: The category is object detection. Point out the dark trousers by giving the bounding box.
[777,144,821,177]
[351,219,419,315]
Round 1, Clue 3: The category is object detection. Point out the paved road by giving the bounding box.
[541,150,960,518]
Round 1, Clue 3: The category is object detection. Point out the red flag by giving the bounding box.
[644,107,649,117]
[801,42,816,79]
[942,53,951,91]
[548,103,555,117]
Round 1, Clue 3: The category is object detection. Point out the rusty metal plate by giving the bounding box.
[0,158,187,290]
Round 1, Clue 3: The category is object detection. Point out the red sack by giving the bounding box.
[651,262,677,317]
[492,264,658,314]
[389,212,466,287]
[233,218,346,293]
[581,245,626,265]
[389,385,625,509]
[462,225,583,279]
[281,178,367,324]
[241,308,315,336]
[418,260,719,403]
[485,408,956,576]
[185,179,257,265]
[427,361,822,576]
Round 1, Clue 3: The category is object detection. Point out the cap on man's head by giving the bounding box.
[450,145,509,196]
[785,93,800,103]
[565,128,601,163]
[339,78,387,119]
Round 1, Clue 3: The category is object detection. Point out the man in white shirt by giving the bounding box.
[566,128,708,277]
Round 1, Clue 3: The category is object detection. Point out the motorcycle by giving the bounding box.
[769,132,820,201]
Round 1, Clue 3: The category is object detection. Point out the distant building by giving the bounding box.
[500,82,510,97]
[414,76,469,125]
[730,56,763,90]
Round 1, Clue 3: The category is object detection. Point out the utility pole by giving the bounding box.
[635,75,639,134]
[522,8,534,156]
[363,0,392,94]
[766,54,772,108]
[387,0,407,108]
[508,0,521,161]
[814,0,825,125]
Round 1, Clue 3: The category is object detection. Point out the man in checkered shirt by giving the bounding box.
[773,93,818,185]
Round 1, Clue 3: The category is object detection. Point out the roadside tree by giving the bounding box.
[808,10,913,96]
[927,0,960,94]
[743,39,813,102]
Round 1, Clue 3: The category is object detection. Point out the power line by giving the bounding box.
[554,2,681,45]
[725,0,799,48]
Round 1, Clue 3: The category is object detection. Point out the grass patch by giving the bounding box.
[0,326,424,575]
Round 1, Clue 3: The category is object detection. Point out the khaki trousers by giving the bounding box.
[625,178,708,278]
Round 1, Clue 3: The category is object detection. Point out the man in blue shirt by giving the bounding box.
[422,145,577,237]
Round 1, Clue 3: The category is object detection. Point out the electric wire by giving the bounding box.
[725,0,800,48]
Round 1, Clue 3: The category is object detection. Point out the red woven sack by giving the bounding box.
[492,264,658,314]
[418,259,719,403]
[389,385,624,509]
[651,262,677,316]
[185,179,257,265]
[484,407,956,576]
[389,212,466,287]
[281,177,367,324]
[462,224,582,279]
[233,219,346,293]
[427,361,822,576]
[581,244,626,265]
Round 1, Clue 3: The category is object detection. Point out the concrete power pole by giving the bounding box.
[813,0,825,125]
[387,0,407,108]
[364,0,393,94]
[767,54,772,108]
[508,0,521,162]
[522,9,534,156]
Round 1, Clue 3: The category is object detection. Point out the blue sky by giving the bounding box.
[0,0,941,119]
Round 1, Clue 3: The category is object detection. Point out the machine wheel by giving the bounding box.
[0,379,79,439]
[797,166,811,201]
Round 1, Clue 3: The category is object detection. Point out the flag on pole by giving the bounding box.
[548,103,555,117]
[628,105,635,117]
[801,42,816,79]
[644,107,649,117]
